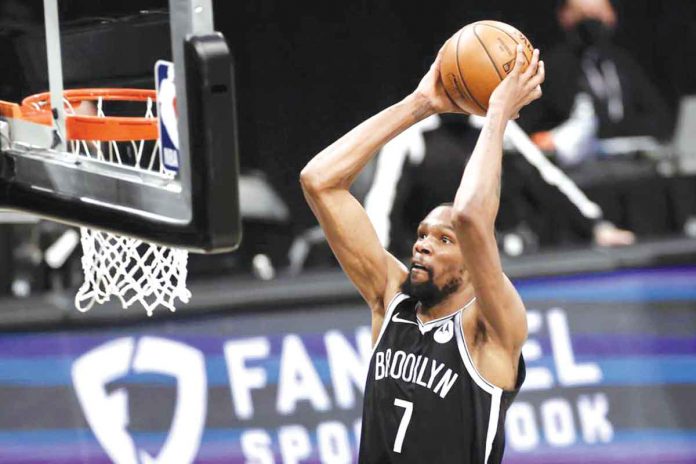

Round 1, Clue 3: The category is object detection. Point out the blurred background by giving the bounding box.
[0,0,695,463]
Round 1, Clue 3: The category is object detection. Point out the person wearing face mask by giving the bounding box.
[521,0,673,166]
[517,0,676,239]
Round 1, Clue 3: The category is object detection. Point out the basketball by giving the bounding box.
[439,20,534,116]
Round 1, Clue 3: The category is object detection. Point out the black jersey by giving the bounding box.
[358,293,525,464]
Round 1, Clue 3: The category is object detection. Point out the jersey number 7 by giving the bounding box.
[393,398,413,453]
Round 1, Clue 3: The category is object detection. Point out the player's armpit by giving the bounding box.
[300,181,407,314]
[452,213,527,351]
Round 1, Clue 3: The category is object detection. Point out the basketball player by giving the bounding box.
[301,44,544,463]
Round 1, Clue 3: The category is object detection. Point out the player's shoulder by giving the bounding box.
[465,273,526,335]
[382,289,414,316]
[378,254,409,313]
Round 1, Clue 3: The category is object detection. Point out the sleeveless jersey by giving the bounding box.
[358,293,526,464]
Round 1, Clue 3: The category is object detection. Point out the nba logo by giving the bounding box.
[155,60,180,173]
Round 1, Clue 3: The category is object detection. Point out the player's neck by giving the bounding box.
[415,285,476,323]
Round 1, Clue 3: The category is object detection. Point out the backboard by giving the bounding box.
[0,0,241,253]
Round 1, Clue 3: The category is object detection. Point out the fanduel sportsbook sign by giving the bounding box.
[0,267,694,463]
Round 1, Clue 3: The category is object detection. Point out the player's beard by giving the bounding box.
[400,267,462,311]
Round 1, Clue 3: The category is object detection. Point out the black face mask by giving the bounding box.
[568,18,613,51]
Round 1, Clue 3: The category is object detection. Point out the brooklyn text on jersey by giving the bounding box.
[359,293,526,464]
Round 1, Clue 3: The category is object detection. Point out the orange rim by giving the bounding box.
[20,88,159,142]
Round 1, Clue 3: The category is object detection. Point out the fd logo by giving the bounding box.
[71,337,207,464]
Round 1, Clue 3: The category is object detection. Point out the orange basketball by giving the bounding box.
[439,20,534,116]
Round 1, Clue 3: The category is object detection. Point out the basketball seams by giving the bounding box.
[477,21,531,66]
[473,25,505,82]
[449,29,482,111]
[454,28,487,112]
[442,83,463,110]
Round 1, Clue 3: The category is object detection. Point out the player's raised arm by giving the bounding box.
[451,45,545,351]
[300,48,464,317]
[299,106,413,317]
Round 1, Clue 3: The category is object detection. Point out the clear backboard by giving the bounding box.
[0,0,241,253]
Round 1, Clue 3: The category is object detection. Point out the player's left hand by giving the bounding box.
[488,45,545,120]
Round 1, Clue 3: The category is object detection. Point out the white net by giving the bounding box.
[48,93,192,315]
[75,229,190,316]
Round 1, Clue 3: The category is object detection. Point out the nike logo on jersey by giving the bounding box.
[392,312,418,326]
[374,348,459,399]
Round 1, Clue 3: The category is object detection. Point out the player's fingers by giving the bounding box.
[522,85,542,106]
[536,60,545,84]
[511,44,526,76]
[528,60,545,89]
[526,84,542,100]
[522,48,539,80]
[532,85,543,100]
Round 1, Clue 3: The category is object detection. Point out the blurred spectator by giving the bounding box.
[521,0,673,166]
[516,0,681,239]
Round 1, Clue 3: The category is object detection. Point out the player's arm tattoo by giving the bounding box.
[411,104,431,121]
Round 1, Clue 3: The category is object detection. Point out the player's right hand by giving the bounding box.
[488,45,544,120]
[412,43,468,115]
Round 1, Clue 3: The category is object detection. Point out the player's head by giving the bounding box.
[401,203,466,310]
[557,0,617,30]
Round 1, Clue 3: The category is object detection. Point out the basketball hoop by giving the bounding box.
[21,88,191,315]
